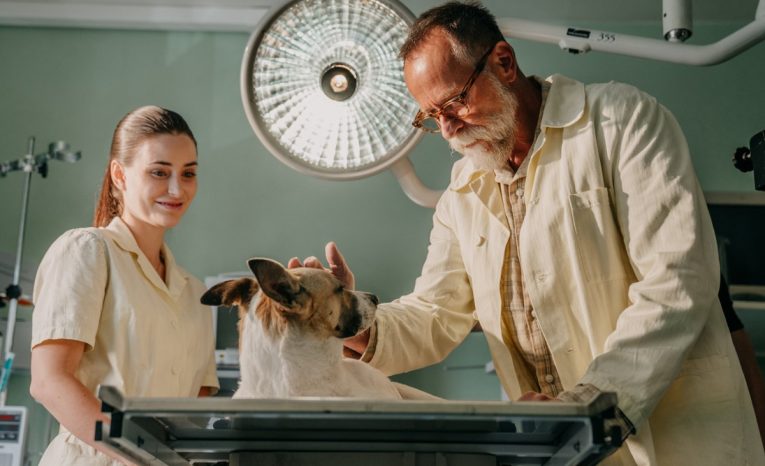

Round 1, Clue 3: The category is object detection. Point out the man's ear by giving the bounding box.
[110,160,126,191]
[492,41,518,84]
[248,258,302,309]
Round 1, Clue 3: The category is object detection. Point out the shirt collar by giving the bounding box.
[104,217,189,300]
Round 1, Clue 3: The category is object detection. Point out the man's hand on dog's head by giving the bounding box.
[325,242,355,290]
[288,242,356,290]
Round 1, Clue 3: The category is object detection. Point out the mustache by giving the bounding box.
[445,74,519,165]
[448,118,508,152]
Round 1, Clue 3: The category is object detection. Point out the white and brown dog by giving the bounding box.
[201,258,437,400]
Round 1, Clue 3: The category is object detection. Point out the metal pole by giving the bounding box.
[0,137,35,406]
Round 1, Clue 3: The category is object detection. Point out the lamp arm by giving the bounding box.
[390,157,443,208]
[498,17,765,66]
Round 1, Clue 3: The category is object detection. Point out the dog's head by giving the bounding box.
[201,258,378,339]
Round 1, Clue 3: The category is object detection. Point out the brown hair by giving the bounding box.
[399,1,505,65]
[93,106,197,227]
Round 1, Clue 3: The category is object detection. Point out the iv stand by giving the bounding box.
[0,137,81,406]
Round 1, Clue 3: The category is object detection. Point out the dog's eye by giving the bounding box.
[335,286,344,294]
[299,285,307,294]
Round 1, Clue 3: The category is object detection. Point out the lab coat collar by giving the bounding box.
[539,74,585,129]
[448,159,509,231]
[105,217,189,301]
[450,158,489,192]
[450,74,585,192]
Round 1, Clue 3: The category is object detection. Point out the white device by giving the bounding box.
[0,406,27,466]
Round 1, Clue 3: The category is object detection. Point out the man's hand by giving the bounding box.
[288,242,355,289]
[342,328,371,359]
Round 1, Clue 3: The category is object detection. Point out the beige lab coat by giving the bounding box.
[370,75,764,465]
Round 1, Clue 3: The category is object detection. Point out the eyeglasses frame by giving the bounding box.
[411,46,494,133]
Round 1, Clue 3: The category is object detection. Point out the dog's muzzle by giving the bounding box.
[336,292,378,338]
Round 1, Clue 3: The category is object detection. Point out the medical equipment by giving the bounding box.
[240,0,439,208]
[732,130,765,191]
[663,0,693,42]
[95,385,624,466]
[501,0,765,64]
[0,137,81,406]
[0,406,27,466]
[241,0,765,208]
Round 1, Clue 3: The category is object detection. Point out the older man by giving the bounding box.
[295,2,763,464]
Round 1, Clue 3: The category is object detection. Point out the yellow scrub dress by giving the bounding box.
[32,217,219,465]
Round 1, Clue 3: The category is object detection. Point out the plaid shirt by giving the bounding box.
[495,78,634,438]
[494,78,564,397]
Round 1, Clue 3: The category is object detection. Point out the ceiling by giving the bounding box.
[0,0,761,31]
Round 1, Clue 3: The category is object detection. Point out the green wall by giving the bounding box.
[1,9,764,463]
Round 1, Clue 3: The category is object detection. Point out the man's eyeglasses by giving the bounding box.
[412,47,493,133]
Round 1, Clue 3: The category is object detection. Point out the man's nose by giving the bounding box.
[439,114,464,139]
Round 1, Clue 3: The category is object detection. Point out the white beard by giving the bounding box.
[447,73,519,171]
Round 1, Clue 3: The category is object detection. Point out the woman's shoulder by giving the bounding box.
[52,226,107,246]
[43,227,109,263]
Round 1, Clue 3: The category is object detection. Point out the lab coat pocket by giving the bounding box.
[569,188,627,282]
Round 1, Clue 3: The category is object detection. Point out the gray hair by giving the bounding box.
[399,1,505,66]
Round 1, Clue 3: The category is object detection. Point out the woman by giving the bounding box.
[30,106,218,465]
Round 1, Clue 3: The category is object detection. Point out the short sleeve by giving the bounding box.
[31,229,108,351]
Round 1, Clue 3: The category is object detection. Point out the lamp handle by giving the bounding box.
[390,157,443,208]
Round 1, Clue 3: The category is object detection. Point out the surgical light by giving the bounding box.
[241,0,442,207]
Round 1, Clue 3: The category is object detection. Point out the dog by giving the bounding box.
[201,258,438,400]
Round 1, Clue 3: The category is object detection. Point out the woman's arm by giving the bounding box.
[30,339,134,465]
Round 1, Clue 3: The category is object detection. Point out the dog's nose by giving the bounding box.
[368,293,379,305]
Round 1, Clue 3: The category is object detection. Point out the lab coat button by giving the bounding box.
[476,235,486,246]
[530,310,537,319]
[544,374,555,384]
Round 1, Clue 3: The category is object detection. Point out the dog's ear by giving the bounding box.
[248,258,302,310]
[201,278,259,307]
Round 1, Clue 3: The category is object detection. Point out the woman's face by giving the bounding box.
[113,133,198,232]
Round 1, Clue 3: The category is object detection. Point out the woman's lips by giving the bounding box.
[157,201,183,210]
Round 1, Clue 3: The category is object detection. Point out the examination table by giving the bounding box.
[95,385,624,465]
